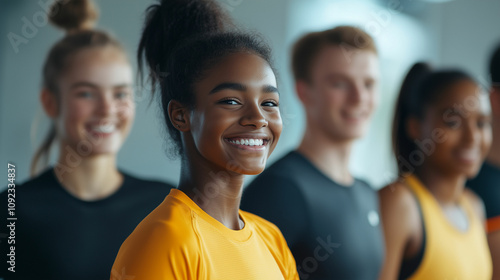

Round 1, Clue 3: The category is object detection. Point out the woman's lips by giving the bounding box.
[455,149,481,164]
[86,123,117,138]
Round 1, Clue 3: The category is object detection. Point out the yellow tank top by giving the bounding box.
[405,175,492,280]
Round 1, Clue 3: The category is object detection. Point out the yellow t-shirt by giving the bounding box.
[111,189,299,280]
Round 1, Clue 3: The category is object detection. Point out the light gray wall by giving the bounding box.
[1,0,499,190]
[0,0,177,187]
[439,1,500,81]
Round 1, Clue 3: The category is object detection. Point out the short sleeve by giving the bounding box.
[277,227,300,280]
[111,221,199,280]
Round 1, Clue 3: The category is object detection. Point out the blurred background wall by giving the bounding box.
[1,0,499,190]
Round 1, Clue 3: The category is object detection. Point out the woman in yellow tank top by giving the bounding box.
[379,63,493,280]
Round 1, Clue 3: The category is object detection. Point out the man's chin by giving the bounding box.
[328,128,366,142]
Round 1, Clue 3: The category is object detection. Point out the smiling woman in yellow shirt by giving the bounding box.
[110,0,298,279]
[113,189,296,279]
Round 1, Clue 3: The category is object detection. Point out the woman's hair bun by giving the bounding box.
[49,0,99,33]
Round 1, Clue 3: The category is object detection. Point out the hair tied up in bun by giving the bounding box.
[49,0,98,33]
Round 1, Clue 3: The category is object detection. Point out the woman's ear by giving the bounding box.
[168,100,190,131]
[406,117,421,141]
[41,89,58,118]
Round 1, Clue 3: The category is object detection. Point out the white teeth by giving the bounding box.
[92,124,115,133]
[228,138,265,146]
[458,150,479,160]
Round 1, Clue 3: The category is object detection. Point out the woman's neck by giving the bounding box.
[414,166,466,206]
[177,155,245,230]
[55,148,122,201]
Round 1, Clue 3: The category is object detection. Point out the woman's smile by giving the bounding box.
[224,135,270,152]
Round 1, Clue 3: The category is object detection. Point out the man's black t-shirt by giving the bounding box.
[0,168,173,280]
[241,151,384,280]
[467,161,500,232]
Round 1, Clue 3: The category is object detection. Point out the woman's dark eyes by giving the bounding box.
[218,99,240,105]
[77,91,128,99]
[477,119,491,128]
[217,99,279,107]
[444,119,491,129]
[262,101,279,107]
[115,91,129,99]
[444,120,460,128]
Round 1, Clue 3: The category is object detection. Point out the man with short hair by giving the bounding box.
[241,26,383,280]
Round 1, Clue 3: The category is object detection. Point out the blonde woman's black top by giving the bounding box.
[0,168,173,280]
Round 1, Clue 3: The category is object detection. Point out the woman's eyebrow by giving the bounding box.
[209,83,279,95]
[113,83,133,89]
[263,85,278,94]
[209,82,246,94]
[70,81,99,89]
[70,82,133,90]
